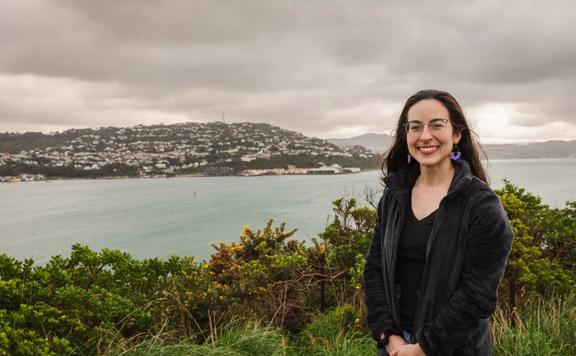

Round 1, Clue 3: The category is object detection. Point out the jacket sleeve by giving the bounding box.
[364,190,401,341]
[416,191,513,355]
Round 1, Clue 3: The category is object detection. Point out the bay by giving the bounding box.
[1,159,575,264]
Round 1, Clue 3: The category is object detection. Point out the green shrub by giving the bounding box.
[0,182,574,354]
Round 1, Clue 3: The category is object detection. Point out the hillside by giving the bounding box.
[0,122,378,178]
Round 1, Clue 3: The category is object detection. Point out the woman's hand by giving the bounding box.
[389,343,425,356]
[385,334,408,354]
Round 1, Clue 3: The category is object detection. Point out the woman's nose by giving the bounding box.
[419,125,433,140]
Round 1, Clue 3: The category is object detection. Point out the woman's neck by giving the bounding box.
[416,160,455,188]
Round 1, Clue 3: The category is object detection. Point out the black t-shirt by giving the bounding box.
[395,192,437,332]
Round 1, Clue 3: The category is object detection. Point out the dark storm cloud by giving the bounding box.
[0,0,575,141]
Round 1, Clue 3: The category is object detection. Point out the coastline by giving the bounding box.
[4,157,576,183]
[0,168,378,183]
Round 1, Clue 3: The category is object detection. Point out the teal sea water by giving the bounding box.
[1,159,575,264]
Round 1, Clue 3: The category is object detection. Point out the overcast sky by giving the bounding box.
[1,0,575,143]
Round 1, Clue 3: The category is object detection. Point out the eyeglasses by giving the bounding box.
[405,118,450,134]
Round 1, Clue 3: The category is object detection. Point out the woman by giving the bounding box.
[364,89,513,356]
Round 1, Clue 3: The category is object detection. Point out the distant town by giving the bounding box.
[0,122,378,182]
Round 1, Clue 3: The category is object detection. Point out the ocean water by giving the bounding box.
[1,159,574,264]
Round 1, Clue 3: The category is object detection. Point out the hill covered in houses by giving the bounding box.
[0,122,378,180]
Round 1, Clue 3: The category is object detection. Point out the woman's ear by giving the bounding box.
[453,131,462,145]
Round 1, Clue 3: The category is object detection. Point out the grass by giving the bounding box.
[286,305,374,356]
[492,293,576,356]
[111,295,576,356]
[114,320,287,356]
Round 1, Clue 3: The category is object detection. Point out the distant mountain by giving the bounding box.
[482,140,576,159]
[328,133,576,159]
[327,133,393,153]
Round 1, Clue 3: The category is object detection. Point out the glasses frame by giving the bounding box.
[404,118,450,135]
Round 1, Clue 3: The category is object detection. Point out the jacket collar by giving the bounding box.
[384,159,474,197]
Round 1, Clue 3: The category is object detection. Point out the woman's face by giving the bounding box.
[406,99,461,169]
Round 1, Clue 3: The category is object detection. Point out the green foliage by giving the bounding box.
[119,320,287,356]
[492,293,576,356]
[208,220,313,332]
[319,198,375,272]
[301,305,363,343]
[292,332,376,356]
[210,321,286,356]
[1,181,575,354]
[314,197,376,308]
[495,180,576,309]
[0,162,139,178]
[0,308,74,355]
[0,244,192,354]
[0,131,81,153]
[288,305,373,356]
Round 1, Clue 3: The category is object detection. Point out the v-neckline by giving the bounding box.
[410,206,437,223]
[409,189,438,223]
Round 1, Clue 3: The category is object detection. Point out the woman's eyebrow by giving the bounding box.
[407,118,447,122]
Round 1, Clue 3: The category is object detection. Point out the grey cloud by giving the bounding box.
[0,0,575,139]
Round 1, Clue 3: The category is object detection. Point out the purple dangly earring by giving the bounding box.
[407,154,412,164]
[450,144,462,161]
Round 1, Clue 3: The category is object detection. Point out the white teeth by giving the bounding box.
[418,146,438,153]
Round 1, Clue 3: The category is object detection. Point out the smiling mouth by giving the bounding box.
[417,146,439,153]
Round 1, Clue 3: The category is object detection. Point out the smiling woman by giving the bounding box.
[384,90,487,184]
[364,90,513,356]
[406,101,459,175]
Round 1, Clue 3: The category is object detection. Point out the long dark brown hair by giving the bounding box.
[381,89,488,182]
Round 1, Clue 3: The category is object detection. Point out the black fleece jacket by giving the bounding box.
[364,160,513,356]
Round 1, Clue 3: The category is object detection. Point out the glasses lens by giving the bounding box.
[429,119,447,130]
[407,122,423,132]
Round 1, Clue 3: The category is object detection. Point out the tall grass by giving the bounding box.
[112,295,576,355]
[287,305,374,356]
[492,293,576,356]
[115,320,287,356]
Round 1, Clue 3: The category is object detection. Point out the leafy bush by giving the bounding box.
[0,181,574,354]
[496,181,576,310]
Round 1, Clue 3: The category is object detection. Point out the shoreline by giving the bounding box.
[3,157,576,183]
[0,168,379,183]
